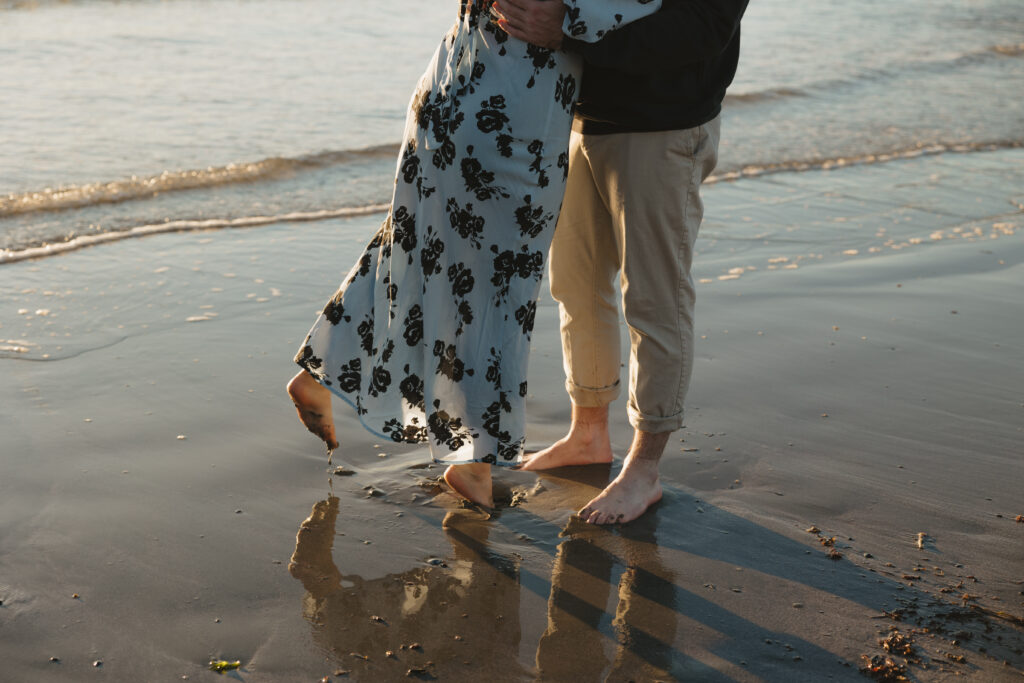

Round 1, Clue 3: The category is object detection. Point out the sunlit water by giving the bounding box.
[1,0,1022,254]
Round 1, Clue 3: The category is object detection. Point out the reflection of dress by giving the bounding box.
[295,0,661,465]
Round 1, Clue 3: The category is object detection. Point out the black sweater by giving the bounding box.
[563,0,749,134]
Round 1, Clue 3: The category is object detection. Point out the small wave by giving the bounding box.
[706,139,1023,185]
[0,144,400,218]
[0,204,389,265]
[724,87,806,105]
[761,43,1024,101]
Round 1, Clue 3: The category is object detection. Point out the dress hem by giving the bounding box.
[295,360,523,468]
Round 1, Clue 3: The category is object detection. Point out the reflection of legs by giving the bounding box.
[607,561,679,680]
[442,511,525,678]
[535,536,615,681]
[288,496,342,598]
[287,370,339,451]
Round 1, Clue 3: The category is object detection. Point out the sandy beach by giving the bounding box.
[2,148,1022,681]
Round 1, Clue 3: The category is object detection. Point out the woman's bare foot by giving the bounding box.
[443,462,494,508]
[577,430,668,525]
[287,370,339,450]
[520,405,613,471]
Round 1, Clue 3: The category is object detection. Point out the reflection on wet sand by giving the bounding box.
[536,517,678,682]
[289,497,524,679]
[290,490,687,681]
[290,468,1024,681]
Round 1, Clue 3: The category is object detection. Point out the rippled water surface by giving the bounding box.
[1,0,1022,254]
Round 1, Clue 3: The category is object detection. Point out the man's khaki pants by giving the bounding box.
[549,117,720,433]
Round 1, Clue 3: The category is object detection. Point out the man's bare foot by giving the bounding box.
[443,462,494,509]
[520,405,613,471]
[287,370,339,450]
[578,430,669,525]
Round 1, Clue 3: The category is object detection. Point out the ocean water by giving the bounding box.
[1,0,1022,258]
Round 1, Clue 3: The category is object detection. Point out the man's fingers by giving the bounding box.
[497,20,529,42]
[492,1,526,25]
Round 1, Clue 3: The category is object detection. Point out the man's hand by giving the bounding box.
[492,0,566,50]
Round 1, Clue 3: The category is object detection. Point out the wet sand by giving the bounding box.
[1,148,1022,681]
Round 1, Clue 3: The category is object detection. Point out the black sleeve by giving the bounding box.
[563,0,749,74]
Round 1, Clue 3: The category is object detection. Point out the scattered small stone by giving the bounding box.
[386,650,396,659]
[93,661,103,668]
[916,532,926,549]
[370,615,387,624]
[1016,515,1023,523]
[177,435,187,440]
[827,548,843,561]
[806,526,821,534]
[349,652,368,660]
[49,657,59,663]
[864,552,874,559]
[860,655,906,681]
[821,413,829,418]
[334,669,350,677]
[235,509,243,514]
[409,643,422,650]
[881,630,915,657]
[214,618,221,623]
[792,602,804,609]
[406,667,430,677]
[72,593,79,599]
[333,466,356,476]
[454,634,463,641]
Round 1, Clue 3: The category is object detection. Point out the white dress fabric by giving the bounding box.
[296,0,661,466]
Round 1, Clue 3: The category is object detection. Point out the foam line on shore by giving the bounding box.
[0,144,400,218]
[0,204,390,265]
[704,139,1023,184]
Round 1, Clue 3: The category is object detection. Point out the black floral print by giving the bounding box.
[295,0,661,465]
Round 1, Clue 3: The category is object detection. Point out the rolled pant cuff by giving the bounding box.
[566,378,621,407]
[628,405,684,434]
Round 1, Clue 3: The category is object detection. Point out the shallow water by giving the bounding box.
[1,0,1022,254]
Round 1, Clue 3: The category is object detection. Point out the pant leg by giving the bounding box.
[583,117,721,433]
[548,129,622,407]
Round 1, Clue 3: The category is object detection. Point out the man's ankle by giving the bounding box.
[570,403,610,426]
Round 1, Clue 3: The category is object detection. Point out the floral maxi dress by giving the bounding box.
[295,0,662,466]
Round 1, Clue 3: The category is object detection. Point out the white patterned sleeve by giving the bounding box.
[562,0,663,43]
